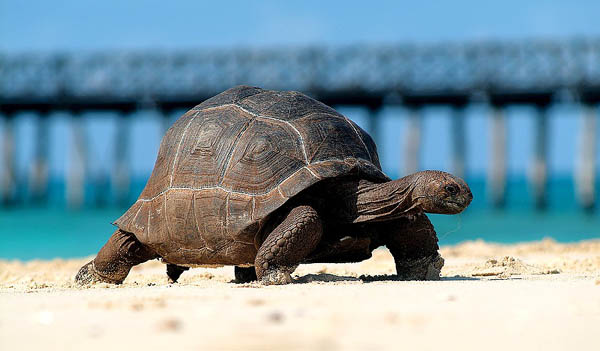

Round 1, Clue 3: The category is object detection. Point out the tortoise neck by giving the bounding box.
[351,175,421,223]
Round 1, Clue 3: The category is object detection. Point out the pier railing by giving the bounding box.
[1,39,599,209]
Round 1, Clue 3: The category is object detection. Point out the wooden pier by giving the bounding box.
[0,40,599,210]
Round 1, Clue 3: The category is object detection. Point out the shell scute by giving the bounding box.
[238,90,337,121]
[221,118,306,194]
[171,106,254,189]
[293,113,372,163]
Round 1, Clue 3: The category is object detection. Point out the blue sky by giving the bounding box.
[1,1,599,179]
[3,1,600,50]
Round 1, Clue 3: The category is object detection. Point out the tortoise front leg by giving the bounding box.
[75,229,158,285]
[383,213,444,280]
[255,205,322,285]
[166,264,189,283]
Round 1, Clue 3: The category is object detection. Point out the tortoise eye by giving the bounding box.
[445,184,458,195]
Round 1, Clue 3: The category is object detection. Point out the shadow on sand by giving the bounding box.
[291,273,483,283]
[231,273,484,285]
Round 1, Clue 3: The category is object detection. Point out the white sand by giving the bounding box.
[1,238,599,351]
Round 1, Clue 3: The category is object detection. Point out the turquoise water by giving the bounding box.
[1,176,599,260]
[1,207,599,261]
[0,207,122,260]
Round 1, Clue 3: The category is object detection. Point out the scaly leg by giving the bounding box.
[383,212,444,280]
[166,264,189,283]
[255,205,322,285]
[75,229,158,285]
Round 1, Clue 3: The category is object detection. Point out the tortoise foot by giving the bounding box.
[234,266,258,283]
[425,254,445,280]
[395,253,445,281]
[166,264,189,284]
[75,261,123,285]
[259,267,294,285]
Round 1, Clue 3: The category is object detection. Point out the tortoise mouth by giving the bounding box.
[445,189,472,208]
[446,201,464,212]
[443,199,469,213]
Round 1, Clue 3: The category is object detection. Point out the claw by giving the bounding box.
[259,268,293,285]
[75,261,121,285]
[395,253,445,280]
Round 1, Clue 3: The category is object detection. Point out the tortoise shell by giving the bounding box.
[114,86,389,265]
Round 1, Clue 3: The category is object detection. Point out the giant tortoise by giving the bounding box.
[76,86,472,285]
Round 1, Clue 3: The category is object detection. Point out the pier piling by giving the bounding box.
[1,114,16,206]
[66,115,87,208]
[576,104,597,211]
[451,106,466,179]
[112,112,131,206]
[488,106,507,208]
[531,106,549,210]
[404,107,422,176]
[29,113,50,203]
[366,107,381,146]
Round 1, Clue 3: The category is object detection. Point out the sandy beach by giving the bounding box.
[1,238,599,350]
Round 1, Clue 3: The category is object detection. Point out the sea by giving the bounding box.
[1,176,599,260]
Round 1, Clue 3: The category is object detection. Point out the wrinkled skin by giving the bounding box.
[409,170,472,215]
[320,170,472,223]
[294,170,472,282]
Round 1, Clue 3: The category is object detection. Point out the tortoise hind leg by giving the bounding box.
[234,266,257,283]
[166,264,189,283]
[255,205,322,285]
[75,229,158,285]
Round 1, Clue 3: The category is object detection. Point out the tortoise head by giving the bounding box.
[409,170,473,214]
